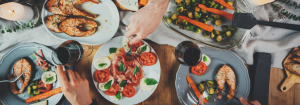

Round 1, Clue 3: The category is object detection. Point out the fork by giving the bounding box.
[0,73,23,83]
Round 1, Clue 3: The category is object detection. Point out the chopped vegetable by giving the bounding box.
[176,7,184,13]
[174,0,181,4]
[207,17,213,21]
[182,20,189,26]
[201,0,205,4]
[227,1,233,6]
[46,76,54,83]
[192,0,200,3]
[178,15,214,32]
[213,0,234,10]
[27,86,31,94]
[201,9,207,14]
[139,0,149,6]
[30,93,34,97]
[218,5,224,10]
[33,90,40,95]
[200,18,208,24]
[185,0,191,5]
[198,83,205,92]
[216,35,222,42]
[212,15,220,19]
[209,1,216,7]
[194,12,201,19]
[204,31,210,38]
[171,13,178,20]
[198,4,233,20]
[165,17,172,23]
[210,32,215,38]
[25,87,62,103]
[209,88,215,94]
[194,27,202,34]
[226,31,232,37]
[213,3,219,8]
[207,81,214,87]
[186,76,209,103]
[188,12,193,18]
[186,25,195,31]
[215,20,222,26]
[206,95,211,100]
[32,86,37,89]
[195,7,201,12]
[175,19,181,26]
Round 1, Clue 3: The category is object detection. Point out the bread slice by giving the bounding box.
[113,0,139,11]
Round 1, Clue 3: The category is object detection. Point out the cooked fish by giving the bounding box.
[293,57,300,63]
[47,0,66,15]
[59,18,98,37]
[59,0,99,18]
[10,58,32,95]
[46,15,67,33]
[294,50,300,56]
[216,65,236,100]
[285,62,300,76]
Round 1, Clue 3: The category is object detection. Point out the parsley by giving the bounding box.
[119,61,125,71]
[104,80,112,89]
[46,76,54,82]
[203,56,207,62]
[144,78,158,85]
[98,63,107,68]
[119,80,127,87]
[115,92,121,100]
[133,65,139,75]
[109,48,117,54]
[141,45,147,52]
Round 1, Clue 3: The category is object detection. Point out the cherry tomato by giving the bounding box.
[37,80,52,93]
[105,83,119,96]
[128,41,143,52]
[191,62,207,75]
[140,52,157,66]
[122,85,136,97]
[95,70,110,83]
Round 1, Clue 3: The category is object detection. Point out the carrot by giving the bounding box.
[178,15,213,32]
[198,4,233,20]
[139,0,149,6]
[186,75,209,103]
[25,87,62,103]
[213,0,234,10]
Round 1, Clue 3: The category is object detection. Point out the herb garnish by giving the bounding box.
[119,80,127,87]
[104,80,112,89]
[98,63,107,68]
[119,61,125,71]
[144,78,158,85]
[109,48,117,54]
[133,65,139,75]
[46,76,54,82]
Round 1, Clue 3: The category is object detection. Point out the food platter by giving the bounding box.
[175,47,250,105]
[91,36,161,104]
[0,43,63,105]
[41,0,120,45]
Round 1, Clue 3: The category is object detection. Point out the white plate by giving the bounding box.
[41,0,120,45]
[91,36,161,105]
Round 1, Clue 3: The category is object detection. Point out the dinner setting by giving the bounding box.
[0,0,300,105]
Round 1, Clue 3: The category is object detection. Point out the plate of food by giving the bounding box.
[41,0,120,45]
[0,43,63,105]
[175,47,250,105]
[91,36,161,104]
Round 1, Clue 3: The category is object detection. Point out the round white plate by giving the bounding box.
[41,0,120,45]
[91,36,161,105]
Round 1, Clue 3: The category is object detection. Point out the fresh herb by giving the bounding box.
[119,61,125,71]
[206,95,211,100]
[109,48,117,54]
[98,63,107,68]
[141,45,147,52]
[31,53,37,60]
[29,22,33,28]
[0,22,33,34]
[198,75,203,77]
[104,80,112,89]
[119,80,127,87]
[203,56,207,62]
[115,92,121,100]
[144,78,158,85]
[133,65,139,75]
[46,76,54,82]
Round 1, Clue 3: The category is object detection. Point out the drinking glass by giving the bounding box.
[172,41,202,67]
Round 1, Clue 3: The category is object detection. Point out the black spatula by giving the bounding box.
[232,13,300,31]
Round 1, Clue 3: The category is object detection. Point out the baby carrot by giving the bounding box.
[25,87,62,103]
[178,15,214,32]
[187,75,209,103]
[198,4,233,20]
[213,0,234,10]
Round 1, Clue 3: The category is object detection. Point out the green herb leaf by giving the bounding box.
[203,56,207,62]
[31,53,37,60]
[46,76,54,82]
[119,61,125,71]
[104,80,112,89]
[119,80,127,87]
[109,48,117,54]
[28,22,33,28]
[133,65,139,75]
[20,25,23,30]
[141,45,147,52]
[12,27,16,32]
[98,63,107,68]
[144,78,158,85]
[115,92,121,100]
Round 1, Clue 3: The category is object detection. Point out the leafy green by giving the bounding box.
[141,45,147,52]
[144,78,158,85]
[104,80,112,89]
[29,22,33,28]
[98,63,107,68]
[119,80,127,87]
[203,56,207,62]
[119,61,125,71]
[115,92,121,100]
[31,53,36,60]
[206,95,211,100]
[46,76,54,82]
[109,48,117,54]
[133,65,139,75]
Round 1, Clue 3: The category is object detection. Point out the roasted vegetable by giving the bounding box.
[227,1,233,6]
[185,0,191,5]
[201,0,205,4]
[216,35,222,42]
[188,12,193,18]
[27,86,31,94]
[194,27,202,33]
[204,31,210,38]
[209,88,215,94]
[218,5,224,10]
[32,86,37,89]
[195,7,201,12]
[165,17,172,23]
[171,13,178,20]
[213,3,219,8]
[182,20,189,26]
[175,0,181,4]
[207,17,213,21]
[176,7,184,13]
[178,15,214,32]
[178,2,186,7]
[200,18,208,24]
[210,32,215,38]
[198,83,205,92]
[213,30,220,35]
[192,0,200,3]
[228,26,236,31]
[209,1,216,7]
[186,25,195,31]
[226,31,232,37]
[33,90,40,95]
[215,20,221,26]
[194,12,201,19]
[201,9,207,14]
[212,15,220,19]
[175,19,181,26]
[207,80,214,87]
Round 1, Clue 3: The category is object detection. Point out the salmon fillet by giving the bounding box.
[59,18,98,37]
[47,0,66,15]
[10,58,32,95]
[46,15,67,33]
[59,0,99,18]
[216,65,236,100]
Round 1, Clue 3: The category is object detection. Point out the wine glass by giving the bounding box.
[172,41,202,67]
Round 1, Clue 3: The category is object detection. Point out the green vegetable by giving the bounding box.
[28,22,33,28]
[33,90,40,95]
[141,45,147,52]
[209,1,215,7]
[98,63,107,68]
[218,5,224,10]
[176,7,184,13]
[209,88,214,94]
[222,26,229,31]
[32,86,37,89]
[216,35,222,42]
[226,31,232,37]
[207,80,214,87]
[119,80,127,87]
[144,78,158,85]
[115,92,121,100]
[214,30,220,35]
[203,55,207,61]
[200,18,207,24]
[27,86,31,94]
[188,12,193,18]
[228,26,236,31]
[30,93,34,97]
[201,9,207,14]
[227,1,233,6]
[171,13,178,20]
[35,100,39,103]
[207,17,213,21]
[186,25,195,31]
[182,20,189,26]
[210,32,215,38]
[195,7,201,12]
[213,3,219,8]
[174,0,181,4]
[212,15,220,19]
[206,95,211,100]
[119,61,125,71]
[165,17,172,23]
[175,19,181,26]
[215,20,221,26]
[46,76,54,83]
[198,83,205,92]
[185,0,191,5]
[194,12,201,19]
[204,31,210,38]
[104,80,112,89]
[133,65,139,75]
[109,48,117,54]
[201,0,205,4]
[192,0,200,3]
[31,53,37,60]
[194,27,202,34]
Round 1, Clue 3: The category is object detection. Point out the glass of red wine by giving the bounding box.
[173,41,202,66]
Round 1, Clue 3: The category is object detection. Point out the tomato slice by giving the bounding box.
[105,83,119,96]
[140,52,157,66]
[191,62,207,75]
[128,41,143,52]
[95,70,110,83]
[37,80,52,93]
[122,85,136,97]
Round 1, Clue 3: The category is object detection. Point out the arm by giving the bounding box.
[125,0,169,44]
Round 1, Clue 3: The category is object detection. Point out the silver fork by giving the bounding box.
[0,73,23,83]
[187,84,210,105]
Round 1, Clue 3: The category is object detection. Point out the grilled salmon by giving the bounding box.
[59,18,98,37]
[46,15,67,33]
[59,0,99,18]
[10,58,32,95]
[216,65,236,100]
[47,0,66,15]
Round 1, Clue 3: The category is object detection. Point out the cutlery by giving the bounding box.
[33,51,55,66]
[0,73,23,83]
[223,90,240,101]
[232,13,300,31]
[125,45,133,60]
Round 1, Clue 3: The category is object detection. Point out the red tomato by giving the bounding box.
[191,62,207,75]
[105,83,119,96]
[128,41,143,52]
[37,80,52,93]
[140,52,157,66]
[122,85,136,97]
[95,70,110,83]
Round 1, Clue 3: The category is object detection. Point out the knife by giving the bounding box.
[33,51,55,66]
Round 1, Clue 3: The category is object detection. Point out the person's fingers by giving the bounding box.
[239,97,250,105]
[129,35,143,45]
[124,24,137,38]
[56,65,68,84]
[198,95,204,105]
[74,71,82,80]
[66,70,77,82]
[250,100,261,105]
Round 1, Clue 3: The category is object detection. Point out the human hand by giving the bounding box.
[56,65,92,105]
[192,95,204,105]
[239,97,261,105]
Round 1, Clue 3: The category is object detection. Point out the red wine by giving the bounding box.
[174,41,202,66]
[183,48,201,66]
[56,47,70,65]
